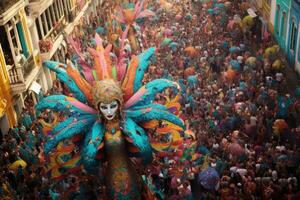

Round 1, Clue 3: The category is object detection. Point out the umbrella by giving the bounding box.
[264,45,279,58]
[277,154,288,161]
[245,56,257,67]
[207,8,214,15]
[9,159,27,170]
[184,46,197,57]
[197,145,210,155]
[228,143,244,157]
[215,3,225,9]
[224,68,236,80]
[175,14,182,20]
[185,13,192,20]
[242,15,254,28]
[187,75,198,88]
[229,46,240,53]
[271,59,283,70]
[184,67,195,77]
[169,42,179,51]
[161,38,172,46]
[96,26,105,35]
[273,119,289,131]
[197,167,220,190]
[230,60,241,71]
[164,28,173,36]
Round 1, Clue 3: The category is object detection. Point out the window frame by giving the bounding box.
[290,18,298,52]
[275,4,281,34]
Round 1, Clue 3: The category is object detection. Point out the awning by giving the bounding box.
[29,81,42,94]
[247,8,257,18]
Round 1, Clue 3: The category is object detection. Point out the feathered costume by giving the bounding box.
[36,30,185,198]
[113,0,155,52]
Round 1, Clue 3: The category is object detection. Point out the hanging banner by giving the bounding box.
[29,81,42,94]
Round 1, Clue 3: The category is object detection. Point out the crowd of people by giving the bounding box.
[1,0,300,199]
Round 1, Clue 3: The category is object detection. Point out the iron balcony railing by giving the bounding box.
[8,54,35,84]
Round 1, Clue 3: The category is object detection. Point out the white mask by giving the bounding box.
[99,100,119,120]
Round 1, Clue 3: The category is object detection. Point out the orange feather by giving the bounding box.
[122,56,140,101]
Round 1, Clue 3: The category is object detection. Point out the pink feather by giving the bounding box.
[94,33,103,47]
[66,36,85,62]
[87,48,97,57]
[117,25,130,81]
[105,44,113,56]
[134,0,145,18]
[78,61,94,83]
[67,98,97,114]
[124,86,146,109]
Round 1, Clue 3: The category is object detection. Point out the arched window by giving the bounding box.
[290,19,297,51]
[281,12,287,38]
[275,5,280,33]
[298,26,300,62]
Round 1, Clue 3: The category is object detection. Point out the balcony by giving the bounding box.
[8,54,40,95]
[0,0,25,25]
[0,0,21,13]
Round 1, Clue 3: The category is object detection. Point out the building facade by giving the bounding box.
[0,0,104,133]
[286,0,300,73]
[0,0,37,130]
[273,0,291,53]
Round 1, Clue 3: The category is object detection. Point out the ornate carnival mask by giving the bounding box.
[92,79,123,121]
[99,100,119,120]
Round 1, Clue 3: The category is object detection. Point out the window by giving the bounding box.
[5,17,31,64]
[16,22,29,58]
[298,30,300,62]
[281,12,287,38]
[0,26,13,66]
[275,5,280,33]
[36,18,43,40]
[290,19,297,51]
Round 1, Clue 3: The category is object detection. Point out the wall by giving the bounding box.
[274,0,291,52]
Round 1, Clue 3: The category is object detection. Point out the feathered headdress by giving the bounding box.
[36,29,184,172]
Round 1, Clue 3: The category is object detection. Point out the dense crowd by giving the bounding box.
[1,0,300,199]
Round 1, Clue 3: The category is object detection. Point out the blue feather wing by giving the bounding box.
[133,47,156,92]
[36,95,95,116]
[123,117,153,164]
[130,79,180,108]
[125,107,185,128]
[81,121,105,172]
[44,115,96,154]
[43,61,87,103]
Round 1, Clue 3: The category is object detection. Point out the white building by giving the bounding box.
[0,0,105,130]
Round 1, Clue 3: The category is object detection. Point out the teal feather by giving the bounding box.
[133,47,156,92]
[44,115,96,154]
[36,95,95,115]
[131,79,180,108]
[82,121,105,171]
[43,61,87,103]
[123,118,152,164]
[125,104,168,117]
[125,107,185,128]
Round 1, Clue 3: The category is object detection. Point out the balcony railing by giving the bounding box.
[0,0,21,13]
[8,55,35,84]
